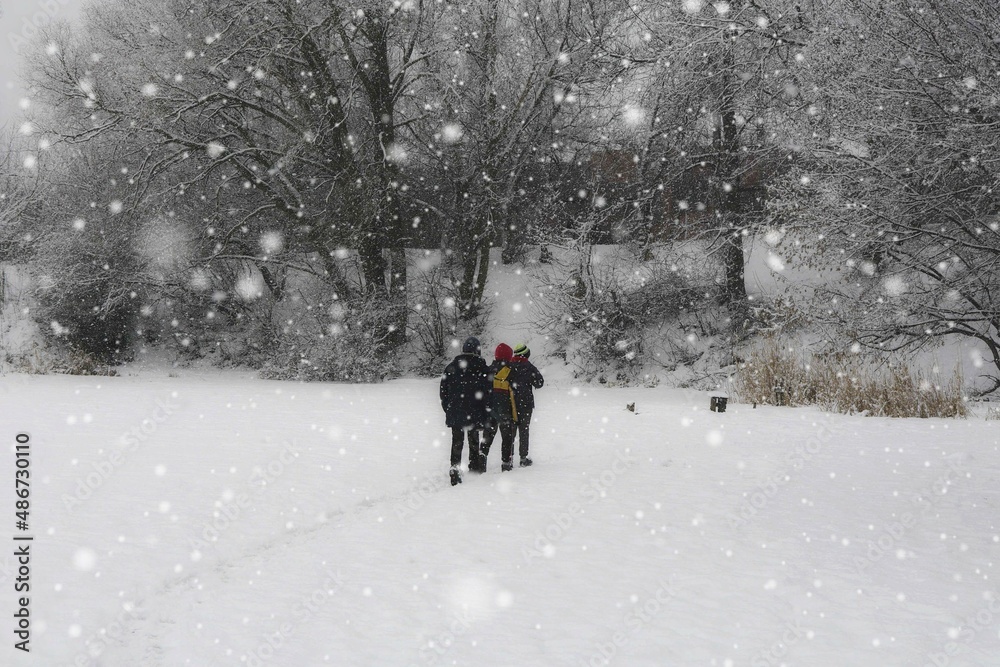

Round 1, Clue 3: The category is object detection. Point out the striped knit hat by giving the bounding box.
[513,343,530,358]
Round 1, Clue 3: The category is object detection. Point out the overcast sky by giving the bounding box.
[1,0,84,129]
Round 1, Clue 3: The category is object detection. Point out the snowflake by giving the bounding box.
[683,0,704,14]
[622,105,646,127]
[206,142,226,158]
[441,123,463,144]
[260,231,284,254]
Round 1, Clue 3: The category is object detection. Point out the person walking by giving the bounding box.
[440,336,490,486]
[482,343,517,471]
[509,343,544,467]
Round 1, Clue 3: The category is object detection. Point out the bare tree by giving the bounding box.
[774,0,1000,392]
[408,0,618,316]
[24,0,459,351]
[605,0,825,324]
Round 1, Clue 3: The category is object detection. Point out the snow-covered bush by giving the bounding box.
[37,279,137,366]
[734,338,967,418]
[261,295,401,383]
[406,264,489,376]
[539,257,711,383]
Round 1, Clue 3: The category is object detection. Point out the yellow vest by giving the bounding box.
[492,366,518,422]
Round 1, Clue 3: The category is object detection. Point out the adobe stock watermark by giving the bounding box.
[522,448,632,563]
[576,578,677,667]
[61,393,182,511]
[241,567,345,667]
[187,440,300,558]
[63,599,146,667]
[727,413,838,529]
[7,0,75,52]
[750,618,809,666]
[924,593,1000,667]
[853,453,965,575]
[394,472,449,523]
[412,606,477,667]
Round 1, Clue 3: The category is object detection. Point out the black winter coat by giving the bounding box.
[509,359,544,417]
[440,353,490,428]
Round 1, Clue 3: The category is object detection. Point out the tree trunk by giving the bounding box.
[720,231,748,307]
[473,242,490,307]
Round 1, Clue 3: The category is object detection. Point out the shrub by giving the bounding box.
[406,265,489,376]
[38,280,137,365]
[260,294,401,383]
[734,338,967,418]
[539,256,711,383]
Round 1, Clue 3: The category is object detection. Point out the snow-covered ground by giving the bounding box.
[2,368,999,666]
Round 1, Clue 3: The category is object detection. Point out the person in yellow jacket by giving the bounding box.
[482,343,517,471]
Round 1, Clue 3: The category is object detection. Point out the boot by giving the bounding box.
[519,457,533,468]
[501,460,513,472]
[449,467,462,486]
[468,442,484,473]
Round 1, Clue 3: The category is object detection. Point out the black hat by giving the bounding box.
[462,336,482,355]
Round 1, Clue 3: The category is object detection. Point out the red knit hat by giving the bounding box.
[494,343,513,362]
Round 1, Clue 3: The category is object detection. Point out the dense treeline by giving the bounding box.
[1,0,999,391]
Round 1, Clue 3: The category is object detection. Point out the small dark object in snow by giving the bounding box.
[710,396,728,412]
[774,385,788,406]
[626,402,635,413]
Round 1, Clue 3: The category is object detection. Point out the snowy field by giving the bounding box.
[2,369,999,666]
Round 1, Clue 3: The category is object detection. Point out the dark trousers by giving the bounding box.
[450,426,481,468]
[482,419,516,464]
[515,410,532,459]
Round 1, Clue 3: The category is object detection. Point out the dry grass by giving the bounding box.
[734,338,967,418]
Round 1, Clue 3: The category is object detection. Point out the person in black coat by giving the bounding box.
[440,336,491,485]
[509,343,544,467]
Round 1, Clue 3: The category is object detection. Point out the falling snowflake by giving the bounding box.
[206,142,226,158]
[441,123,464,144]
[189,269,211,291]
[73,548,97,571]
[763,228,784,246]
[234,272,265,301]
[622,105,646,127]
[883,275,907,296]
[260,231,284,255]
[385,143,408,164]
